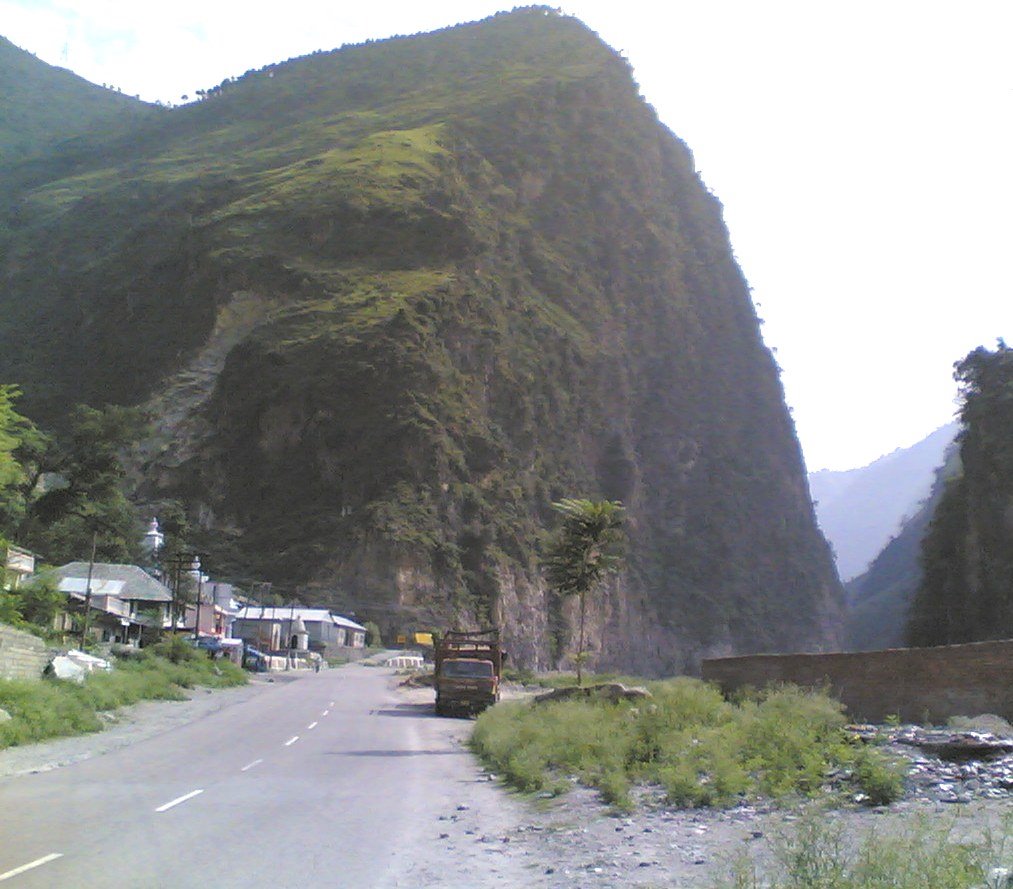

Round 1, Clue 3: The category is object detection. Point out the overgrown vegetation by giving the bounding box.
[0,385,146,571]
[471,680,904,811]
[716,810,1011,889]
[908,342,1013,646]
[0,651,245,749]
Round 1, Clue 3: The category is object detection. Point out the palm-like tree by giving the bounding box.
[544,498,625,686]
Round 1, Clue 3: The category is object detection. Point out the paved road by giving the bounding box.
[0,664,533,888]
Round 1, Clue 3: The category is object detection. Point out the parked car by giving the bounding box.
[242,645,268,672]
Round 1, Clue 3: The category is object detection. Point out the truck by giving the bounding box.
[433,628,505,716]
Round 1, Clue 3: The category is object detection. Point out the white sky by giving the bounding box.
[2,0,1010,471]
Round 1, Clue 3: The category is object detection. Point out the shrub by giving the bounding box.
[852,746,905,806]
[738,685,848,798]
[471,679,909,811]
[149,635,200,664]
[716,812,1006,888]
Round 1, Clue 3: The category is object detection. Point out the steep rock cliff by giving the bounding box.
[0,9,843,671]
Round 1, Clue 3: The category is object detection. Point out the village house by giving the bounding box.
[47,562,173,645]
[232,606,366,656]
[1,543,36,592]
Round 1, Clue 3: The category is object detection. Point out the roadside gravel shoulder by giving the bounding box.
[0,674,284,779]
[401,682,1012,887]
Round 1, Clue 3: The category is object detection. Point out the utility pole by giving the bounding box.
[164,551,203,637]
[287,598,297,670]
[192,555,204,640]
[78,530,98,649]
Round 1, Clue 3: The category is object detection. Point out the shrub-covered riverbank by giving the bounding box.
[0,645,246,749]
[471,678,903,811]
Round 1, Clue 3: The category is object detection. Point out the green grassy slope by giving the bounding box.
[0,8,843,671]
[0,36,151,165]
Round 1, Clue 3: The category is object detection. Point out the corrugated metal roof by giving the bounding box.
[58,578,126,596]
[234,607,366,631]
[48,563,173,602]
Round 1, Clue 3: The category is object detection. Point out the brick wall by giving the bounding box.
[0,623,53,681]
[702,639,1013,724]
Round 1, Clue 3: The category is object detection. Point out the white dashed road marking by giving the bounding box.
[240,759,263,772]
[284,736,299,747]
[0,853,63,882]
[307,722,318,730]
[155,789,204,813]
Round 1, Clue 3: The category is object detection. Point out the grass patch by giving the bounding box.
[0,652,246,749]
[471,679,906,811]
[716,811,1011,888]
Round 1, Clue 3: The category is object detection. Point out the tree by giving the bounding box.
[544,498,624,685]
[0,385,47,536]
[21,404,147,564]
[364,620,383,648]
[11,573,63,628]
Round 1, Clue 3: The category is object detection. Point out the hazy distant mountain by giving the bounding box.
[844,449,957,650]
[809,423,958,581]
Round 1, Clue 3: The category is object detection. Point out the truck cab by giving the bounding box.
[434,630,504,716]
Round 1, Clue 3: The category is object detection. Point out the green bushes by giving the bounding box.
[148,634,201,664]
[718,812,1010,889]
[0,652,246,749]
[471,679,906,811]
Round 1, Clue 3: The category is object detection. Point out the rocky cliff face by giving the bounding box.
[0,9,843,672]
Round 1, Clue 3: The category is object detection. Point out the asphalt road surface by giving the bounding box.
[0,663,533,888]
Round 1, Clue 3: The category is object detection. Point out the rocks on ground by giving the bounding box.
[849,723,1013,804]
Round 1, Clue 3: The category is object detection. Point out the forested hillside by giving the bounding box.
[907,343,1013,646]
[0,36,150,164]
[0,8,843,672]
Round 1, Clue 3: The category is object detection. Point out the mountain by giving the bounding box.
[809,423,958,581]
[0,36,150,165]
[844,449,958,650]
[0,8,843,672]
[908,344,1013,646]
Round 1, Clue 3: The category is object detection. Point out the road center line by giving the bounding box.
[284,735,300,746]
[155,789,204,813]
[307,721,318,730]
[240,759,263,772]
[0,853,63,882]
[321,709,330,717]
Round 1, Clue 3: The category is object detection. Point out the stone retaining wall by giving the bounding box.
[0,623,53,681]
[702,639,1013,724]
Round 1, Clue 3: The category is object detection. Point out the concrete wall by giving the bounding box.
[0,623,53,681]
[702,639,1013,724]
